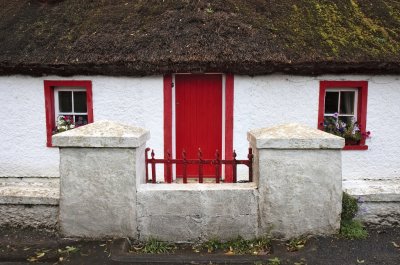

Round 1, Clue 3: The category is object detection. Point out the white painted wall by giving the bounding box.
[234,75,400,180]
[0,76,164,178]
[0,74,399,181]
[0,76,59,177]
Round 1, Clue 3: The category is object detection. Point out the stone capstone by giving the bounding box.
[52,120,150,148]
[248,123,345,149]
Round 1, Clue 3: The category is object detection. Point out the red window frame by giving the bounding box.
[44,80,94,147]
[318,81,368,150]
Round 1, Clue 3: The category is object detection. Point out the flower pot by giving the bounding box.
[345,139,360,146]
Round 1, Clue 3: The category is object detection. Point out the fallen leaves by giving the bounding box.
[286,237,307,252]
[391,241,399,249]
[357,258,365,263]
[27,249,49,262]
[58,246,79,255]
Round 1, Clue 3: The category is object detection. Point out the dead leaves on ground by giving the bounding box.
[286,237,307,252]
[27,249,50,262]
[26,246,79,263]
[392,241,400,249]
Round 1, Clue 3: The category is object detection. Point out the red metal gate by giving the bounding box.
[145,148,253,184]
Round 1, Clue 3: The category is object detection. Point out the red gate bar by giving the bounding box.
[248,147,254,182]
[166,151,172,183]
[145,147,253,184]
[182,150,188,184]
[232,150,237,183]
[215,150,220,184]
[198,149,203,184]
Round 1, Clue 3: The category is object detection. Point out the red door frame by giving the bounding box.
[163,74,234,182]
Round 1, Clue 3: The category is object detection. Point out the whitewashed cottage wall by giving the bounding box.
[234,75,400,181]
[0,76,164,178]
[0,74,399,181]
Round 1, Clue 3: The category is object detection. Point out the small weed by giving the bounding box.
[199,236,271,255]
[201,238,224,253]
[226,236,271,255]
[267,257,281,265]
[340,220,368,239]
[225,236,251,254]
[131,238,175,254]
[205,7,214,13]
[342,192,358,220]
[340,192,368,240]
[58,246,79,255]
[286,237,307,252]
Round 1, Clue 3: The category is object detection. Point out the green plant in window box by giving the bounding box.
[54,115,75,134]
[322,113,370,145]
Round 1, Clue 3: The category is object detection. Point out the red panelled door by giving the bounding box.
[175,74,222,177]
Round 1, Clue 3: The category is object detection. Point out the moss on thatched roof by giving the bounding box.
[0,0,400,76]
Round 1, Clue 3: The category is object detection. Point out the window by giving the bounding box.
[44,81,93,147]
[318,81,368,150]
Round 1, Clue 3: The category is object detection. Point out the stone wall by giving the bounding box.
[51,121,345,240]
[137,183,258,241]
[248,123,344,238]
[0,178,59,229]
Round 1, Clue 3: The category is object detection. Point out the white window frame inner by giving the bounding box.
[324,88,358,119]
[54,87,88,124]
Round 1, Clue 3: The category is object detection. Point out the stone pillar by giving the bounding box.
[53,121,149,238]
[248,123,345,238]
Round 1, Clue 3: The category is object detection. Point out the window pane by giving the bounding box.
[325,92,339,114]
[75,115,88,126]
[340,91,355,115]
[58,91,72,112]
[74,91,87,113]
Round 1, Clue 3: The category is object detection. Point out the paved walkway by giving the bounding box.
[0,227,399,264]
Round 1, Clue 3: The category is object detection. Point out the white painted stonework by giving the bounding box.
[0,178,59,229]
[52,122,343,239]
[343,178,400,226]
[137,183,258,241]
[54,121,148,238]
[0,74,399,188]
[248,124,344,238]
[248,123,344,149]
[53,120,150,147]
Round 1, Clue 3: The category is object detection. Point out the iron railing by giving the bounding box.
[145,148,253,183]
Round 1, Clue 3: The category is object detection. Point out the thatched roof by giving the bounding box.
[1,0,400,76]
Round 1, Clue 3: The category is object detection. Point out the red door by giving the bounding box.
[175,74,222,177]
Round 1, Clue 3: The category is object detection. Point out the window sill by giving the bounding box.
[343,145,368,151]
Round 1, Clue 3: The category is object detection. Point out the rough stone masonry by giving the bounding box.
[53,121,344,240]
